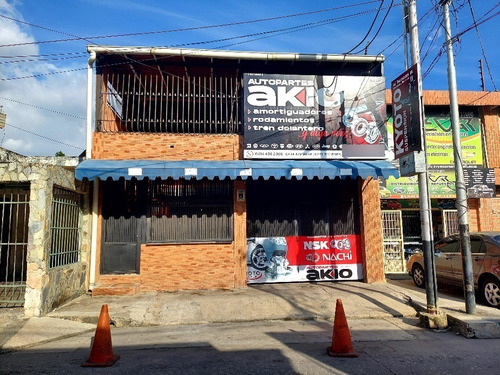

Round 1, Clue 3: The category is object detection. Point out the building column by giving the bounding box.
[24,175,51,317]
[233,180,247,288]
[359,177,385,283]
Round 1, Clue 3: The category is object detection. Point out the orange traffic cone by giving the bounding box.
[82,304,120,367]
[327,299,359,358]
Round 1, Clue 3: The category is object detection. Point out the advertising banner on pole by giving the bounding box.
[243,73,387,159]
[390,64,422,159]
[246,235,363,284]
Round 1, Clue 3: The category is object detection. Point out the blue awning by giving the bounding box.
[75,159,399,181]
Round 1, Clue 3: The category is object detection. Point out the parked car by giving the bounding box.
[407,232,500,308]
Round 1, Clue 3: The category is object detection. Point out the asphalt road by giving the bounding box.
[1,316,499,375]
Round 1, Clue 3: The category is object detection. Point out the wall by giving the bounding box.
[93,182,248,293]
[93,133,242,161]
[0,149,90,316]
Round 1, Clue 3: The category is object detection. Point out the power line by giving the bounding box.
[0,96,85,119]
[0,53,87,65]
[466,0,498,91]
[3,122,84,150]
[352,0,395,54]
[0,4,390,82]
[0,1,383,48]
[174,5,392,50]
[0,14,97,46]
[345,0,386,54]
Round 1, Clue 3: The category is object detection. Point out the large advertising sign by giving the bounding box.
[382,112,483,199]
[390,64,422,159]
[243,73,387,159]
[246,235,363,284]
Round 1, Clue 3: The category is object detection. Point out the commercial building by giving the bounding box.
[76,47,399,295]
[381,90,500,273]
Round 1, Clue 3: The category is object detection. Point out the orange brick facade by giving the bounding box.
[90,89,500,294]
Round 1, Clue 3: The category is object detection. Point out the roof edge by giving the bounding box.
[86,45,385,63]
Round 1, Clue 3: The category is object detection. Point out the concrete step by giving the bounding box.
[91,283,140,296]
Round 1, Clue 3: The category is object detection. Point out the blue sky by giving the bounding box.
[0,0,498,156]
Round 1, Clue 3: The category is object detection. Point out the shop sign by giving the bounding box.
[243,73,387,159]
[382,111,483,199]
[381,169,456,199]
[246,235,363,284]
[425,115,482,168]
[390,64,422,159]
[464,168,496,198]
[387,113,482,168]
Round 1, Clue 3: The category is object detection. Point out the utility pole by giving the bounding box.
[406,0,438,314]
[440,0,476,314]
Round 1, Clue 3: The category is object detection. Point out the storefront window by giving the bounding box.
[246,179,359,238]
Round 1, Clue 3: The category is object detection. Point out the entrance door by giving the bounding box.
[0,184,29,306]
[381,210,405,273]
[101,180,146,274]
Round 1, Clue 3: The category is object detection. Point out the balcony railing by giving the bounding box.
[98,72,241,134]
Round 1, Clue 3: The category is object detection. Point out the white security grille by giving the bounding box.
[443,209,459,237]
[381,210,405,273]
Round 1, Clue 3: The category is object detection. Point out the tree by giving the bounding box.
[55,151,65,157]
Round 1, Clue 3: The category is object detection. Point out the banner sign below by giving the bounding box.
[246,235,363,284]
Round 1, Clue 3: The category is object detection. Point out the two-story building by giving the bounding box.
[75,46,400,295]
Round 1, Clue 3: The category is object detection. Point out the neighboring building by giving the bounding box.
[0,148,90,316]
[381,90,500,273]
[76,46,399,295]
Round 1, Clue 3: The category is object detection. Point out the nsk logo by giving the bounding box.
[303,239,351,251]
[247,85,343,108]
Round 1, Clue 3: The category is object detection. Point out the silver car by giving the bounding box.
[407,232,500,308]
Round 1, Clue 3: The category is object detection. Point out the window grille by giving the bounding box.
[148,179,233,242]
[99,72,241,134]
[101,178,233,244]
[49,187,82,268]
[247,179,359,237]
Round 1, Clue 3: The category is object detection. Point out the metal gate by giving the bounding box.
[443,209,459,237]
[0,184,29,306]
[381,210,405,273]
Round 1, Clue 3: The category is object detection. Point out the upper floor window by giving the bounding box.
[98,72,241,135]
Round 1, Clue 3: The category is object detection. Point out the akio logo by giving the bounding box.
[306,268,353,281]
[246,79,342,109]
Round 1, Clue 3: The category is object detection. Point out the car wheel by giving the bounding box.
[412,264,425,288]
[481,278,500,308]
[250,245,268,270]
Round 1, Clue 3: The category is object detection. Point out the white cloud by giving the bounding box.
[0,0,87,156]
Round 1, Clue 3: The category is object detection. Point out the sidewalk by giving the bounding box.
[1,280,499,352]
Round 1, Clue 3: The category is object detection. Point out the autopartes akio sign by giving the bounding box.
[243,73,387,159]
